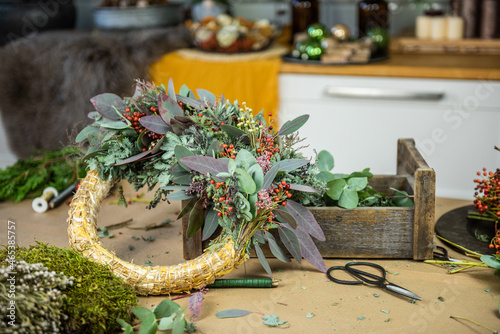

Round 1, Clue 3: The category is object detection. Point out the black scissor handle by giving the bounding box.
[344,262,387,286]
[327,266,363,285]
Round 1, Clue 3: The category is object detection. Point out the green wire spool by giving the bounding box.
[206,278,279,289]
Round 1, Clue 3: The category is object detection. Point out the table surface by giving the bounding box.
[1,187,498,334]
[280,53,500,80]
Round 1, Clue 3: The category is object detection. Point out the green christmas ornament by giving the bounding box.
[307,23,328,41]
[302,38,323,61]
[366,26,390,57]
[292,39,309,58]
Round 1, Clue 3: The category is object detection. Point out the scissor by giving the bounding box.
[327,262,422,301]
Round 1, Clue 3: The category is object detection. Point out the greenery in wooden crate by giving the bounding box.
[0,146,86,202]
[0,242,138,334]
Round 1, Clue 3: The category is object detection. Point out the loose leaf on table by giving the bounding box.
[188,291,204,320]
[266,232,290,263]
[262,314,288,327]
[91,93,125,120]
[277,114,309,136]
[187,198,205,238]
[278,225,302,263]
[317,150,334,172]
[284,224,326,273]
[202,208,219,241]
[254,242,273,278]
[282,200,325,241]
[180,156,229,177]
[154,298,182,319]
[196,88,216,105]
[215,309,254,319]
[140,115,172,135]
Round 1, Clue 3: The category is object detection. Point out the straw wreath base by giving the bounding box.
[67,169,247,295]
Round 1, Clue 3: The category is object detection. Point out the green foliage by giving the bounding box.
[262,314,288,327]
[0,146,87,202]
[117,299,192,334]
[0,243,138,334]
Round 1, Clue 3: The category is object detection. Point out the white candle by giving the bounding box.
[446,16,464,40]
[416,15,432,39]
[430,16,446,40]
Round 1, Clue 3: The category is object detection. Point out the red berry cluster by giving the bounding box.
[473,167,500,217]
[220,143,236,159]
[256,134,280,158]
[123,108,146,133]
[211,180,233,217]
[488,234,500,254]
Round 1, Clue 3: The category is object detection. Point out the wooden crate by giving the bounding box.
[182,138,436,261]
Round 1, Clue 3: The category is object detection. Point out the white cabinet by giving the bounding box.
[278,74,500,200]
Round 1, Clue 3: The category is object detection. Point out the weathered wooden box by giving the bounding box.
[182,138,436,261]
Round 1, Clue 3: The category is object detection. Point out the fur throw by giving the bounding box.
[0,26,190,158]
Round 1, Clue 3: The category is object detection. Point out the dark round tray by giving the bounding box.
[281,53,389,66]
[435,205,496,255]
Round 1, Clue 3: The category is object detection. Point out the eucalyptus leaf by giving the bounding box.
[481,255,500,269]
[177,196,198,220]
[317,150,334,172]
[283,200,325,241]
[176,94,205,110]
[315,171,337,183]
[266,233,290,263]
[138,312,158,334]
[235,149,258,170]
[262,159,309,190]
[253,230,267,244]
[207,139,223,157]
[114,150,152,166]
[167,78,177,102]
[254,242,273,278]
[262,314,287,327]
[228,158,236,174]
[215,309,254,319]
[288,183,321,193]
[132,307,153,322]
[188,291,204,320]
[153,298,181,319]
[174,145,194,170]
[179,84,191,97]
[285,224,326,273]
[158,92,184,123]
[220,124,246,139]
[196,88,216,105]
[278,225,302,263]
[172,174,192,185]
[117,319,133,334]
[90,93,125,120]
[347,177,368,191]
[158,314,176,330]
[187,198,205,238]
[100,120,130,130]
[247,164,264,191]
[172,310,186,334]
[338,187,359,209]
[235,168,256,194]
[166,190,194,201]
[277,114,309,136]
[139,115,172,135]
[180,156,229,178]
[326,178,347,200]
[202,208,219,241]
[274,209,297,229]
[76,126,100,143]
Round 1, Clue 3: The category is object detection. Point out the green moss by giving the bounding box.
[0,242,138,334]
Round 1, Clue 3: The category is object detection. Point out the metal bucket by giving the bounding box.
[93,4,183,30]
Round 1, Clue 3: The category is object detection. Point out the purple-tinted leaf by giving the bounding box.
[202,208,219,241]
[187,198,205,238]
[277,114,309,136]
[262,159,309,190]
[137,129,151,148]
[266,233,290,263]
[253,230,266,244]
[180,156,229,177]
[90,93,125,121]
[215,309,254,319]
[207,139,223,158]
[278,226,301,263]
[166,190,194,201]
[284,224,326,273]
[288,184,321,193]
[132,82,143,99]
[167,78,177,102]
[177,196,197,220]
[114,150,152,166]
[176,94,206,111]
[188,291,204,320]
[283,200,325,241]
[273,209,297,229]
[254,242,272,278]
[151,136,167,154]
[196,88,216,105]
[140,115,172,135]
[158,92,184,123]
[220,124,246,138]
[87,111,99,120]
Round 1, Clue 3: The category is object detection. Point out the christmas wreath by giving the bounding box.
[69,79,327,295]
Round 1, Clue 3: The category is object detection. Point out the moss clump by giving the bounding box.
[0,243,138,334]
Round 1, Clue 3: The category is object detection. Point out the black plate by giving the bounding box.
[281,53,389,66]
[435,205,496,255]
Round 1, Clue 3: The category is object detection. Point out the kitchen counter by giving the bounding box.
[280,53,500,80]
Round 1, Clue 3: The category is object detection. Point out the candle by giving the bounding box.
[430,16,446,40]
[416,15,431,39]
[446,16,464,40]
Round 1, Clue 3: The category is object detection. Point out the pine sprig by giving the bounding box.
[0,147,87,202]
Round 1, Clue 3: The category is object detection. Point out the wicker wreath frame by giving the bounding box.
[68,169,247,295]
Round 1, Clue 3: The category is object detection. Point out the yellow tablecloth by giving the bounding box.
[149,48,284,120]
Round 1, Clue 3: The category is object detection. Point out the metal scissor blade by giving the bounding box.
[385,283,422,301]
